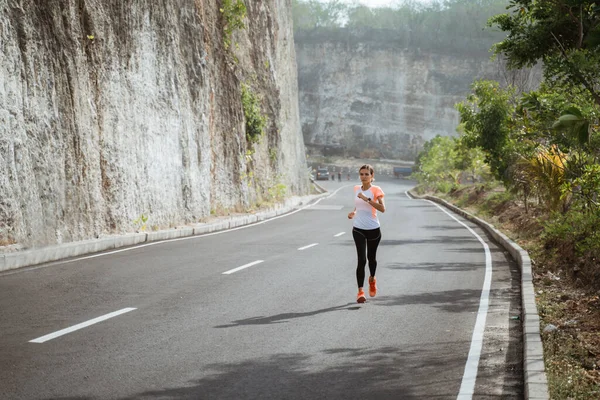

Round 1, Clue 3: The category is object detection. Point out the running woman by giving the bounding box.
[347,164,386,303]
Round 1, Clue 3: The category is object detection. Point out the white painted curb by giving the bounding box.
[0,192,329,273]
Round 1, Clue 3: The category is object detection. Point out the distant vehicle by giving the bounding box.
[393,166,413,179]
[316,168,330,180]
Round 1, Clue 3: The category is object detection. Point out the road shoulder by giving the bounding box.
[408,190,549,400]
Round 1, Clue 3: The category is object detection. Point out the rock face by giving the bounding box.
[295,29,502,160]
[0,0,308,249]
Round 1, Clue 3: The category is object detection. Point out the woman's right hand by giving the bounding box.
[348,211,356,219]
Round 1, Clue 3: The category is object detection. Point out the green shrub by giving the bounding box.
[269,148,278,163]
[485,189,513,206]
[268,183,287,202]
[542,208,600,283]
[241,83,267,144]
[544,210,600,255]
[435,181,455,193]
[133,214,148,231]
[220,0,246,49]
[568,163,600,212]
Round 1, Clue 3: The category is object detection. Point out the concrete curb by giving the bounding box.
[0,192,329,273]
[311,178,327,194]
[407,190,549,400]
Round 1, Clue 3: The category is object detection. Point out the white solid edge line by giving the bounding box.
[222,260,264,275]
[298,243,319,251]
[29,307,137,343]
[17,186,353,272]
[334,232,346,237]
[424,200,492,400]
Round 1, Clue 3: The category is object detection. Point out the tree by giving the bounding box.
[292,0,348,30]
[489,0,600,106]
[294,0,507,53]
[456,80,515,181]
[414,135,460,191]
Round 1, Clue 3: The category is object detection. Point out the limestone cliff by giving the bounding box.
[0,0,308,249]
[295,28,504,160]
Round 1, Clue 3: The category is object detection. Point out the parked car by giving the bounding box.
[316,168,330,180]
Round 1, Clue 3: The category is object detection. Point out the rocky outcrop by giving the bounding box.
[295,28,504,160]
[0,0,308,249]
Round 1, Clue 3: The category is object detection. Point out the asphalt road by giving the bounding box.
[0,176,523,399]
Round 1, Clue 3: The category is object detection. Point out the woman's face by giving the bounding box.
[359,168,372,184]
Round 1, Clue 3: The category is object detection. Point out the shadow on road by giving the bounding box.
[332,236,479,248]
[447,247,504,254]
[387,261,481,272]
[213,303,357,328]
[418,224,465,230]
[121,344,466,399]
[371,289,482,313]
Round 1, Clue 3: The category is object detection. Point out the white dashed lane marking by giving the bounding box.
[298,243,319,251]
[222,260,264,275]
[29,308,137,343]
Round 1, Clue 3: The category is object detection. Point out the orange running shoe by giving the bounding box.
[357,289,366,303]
[369,276,377,297]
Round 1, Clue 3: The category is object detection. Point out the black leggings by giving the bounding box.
[352,227,381,288]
